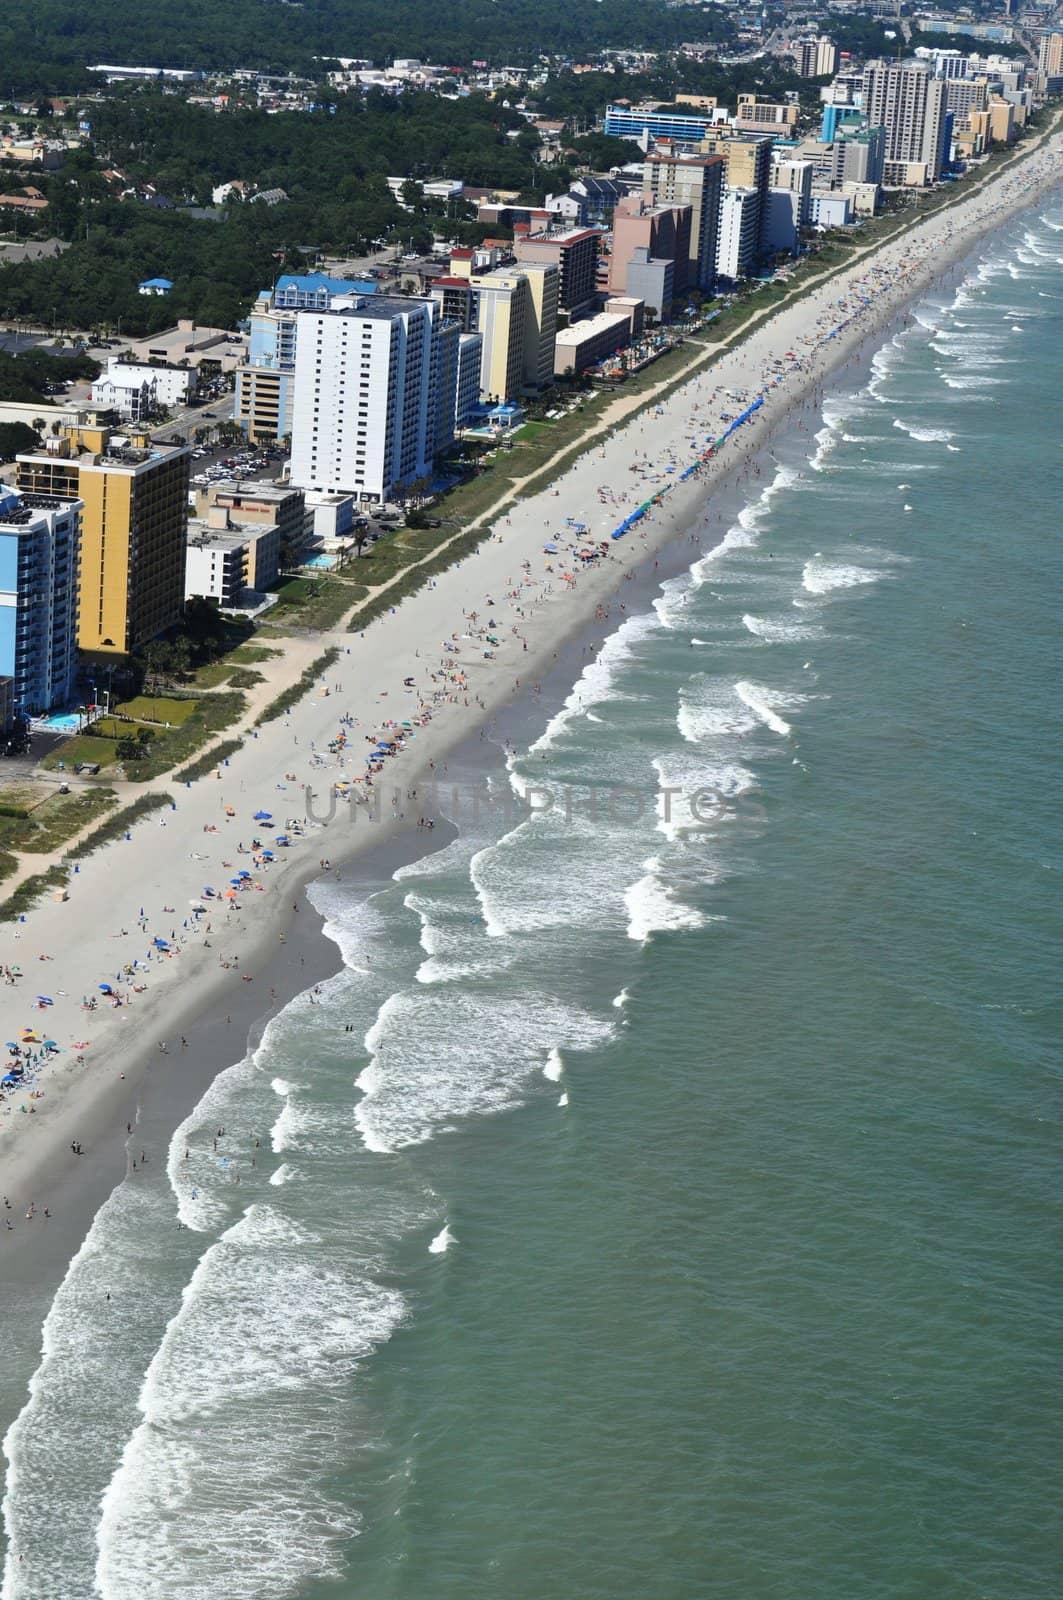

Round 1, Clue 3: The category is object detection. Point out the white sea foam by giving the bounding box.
[802,556,885,596]
[734,681,795,737]
[270,1095,312,1155]
[355,989,612,1153]
[941,374,1005,390]
[624,858,706,943]
[741,612,824,643]
[543,1048,564,1082]
[612,988,629,1011]
[428,1225,454,1254]
[677,676,756,743]
[1,1183,178,1599]
[892,418,954,443]
[405,887,501,985]
[268,1163,295,1187]
[653,571,695,628]
[94,1205,405,1600]
[526,610,658,756]
[558,1093,569,1107]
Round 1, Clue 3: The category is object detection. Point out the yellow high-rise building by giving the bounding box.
[16,428,190,654]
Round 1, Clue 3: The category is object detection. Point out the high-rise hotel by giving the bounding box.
[289,296,457,503]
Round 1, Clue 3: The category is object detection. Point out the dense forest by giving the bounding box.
[0,93,559,333]
[86,91,540,200]
[0,0,717,93]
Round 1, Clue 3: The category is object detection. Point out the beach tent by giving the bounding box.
[253,810,273,822]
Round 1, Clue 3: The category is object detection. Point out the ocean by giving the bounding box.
[2,198,1061,1599]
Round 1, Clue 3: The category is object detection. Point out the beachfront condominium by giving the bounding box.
[609,194,693,314]
[16,428,190,655]
[699,132,774,256]
[235,274,377,444]
[512,225,600,322]
[289,296,456,503]
[0,487,80,713]
[642,153,725,293]
[1038,32,1063,90]
[430,264,558,402]
[861,60,948,186]
[716,188,761,282]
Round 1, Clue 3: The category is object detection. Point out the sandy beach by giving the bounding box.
[1,126,1061,1252]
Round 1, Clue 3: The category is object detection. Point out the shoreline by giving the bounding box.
[0,131,1061,1281]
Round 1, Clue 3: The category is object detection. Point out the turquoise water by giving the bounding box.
[2,201,1062,1598]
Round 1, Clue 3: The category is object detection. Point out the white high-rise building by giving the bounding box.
[289,296,455,502]
[861,60,948,185]
[716,187,761,281]
[795,36,839,78]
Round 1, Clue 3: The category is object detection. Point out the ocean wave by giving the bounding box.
[734,681,799,738]
[95,1205,405,1600]
[652,751,755,845]
[741,613,824,643]
[355,988,612,1153]
[892,418,955,444]
[525,611,659,756]
[1,1183,179,1598]
[624,858,706,943]
[802,556,886,596]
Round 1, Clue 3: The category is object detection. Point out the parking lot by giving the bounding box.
[188,442,287,487]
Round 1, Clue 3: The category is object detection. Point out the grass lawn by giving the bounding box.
[115,695,198,725]
[263,573,367,631]
[123,692,246,781]
[511,420,553,442]
[230,644,280,664]
[192,660,236,688]
[40,734,118,772]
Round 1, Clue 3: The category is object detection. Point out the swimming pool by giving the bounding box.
[35,712,83,732]
[303,553,337,570]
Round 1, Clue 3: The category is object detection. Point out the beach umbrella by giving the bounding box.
[224,888,238,899]
[37,995,53,1005]
[230,878,244,887]
[239,870,252,879]
[153,938,169,949]
[253,810,273,821]
[98,984,112,994]
[43,1040,58,1050]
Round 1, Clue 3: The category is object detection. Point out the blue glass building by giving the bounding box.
[0,489,80,715]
